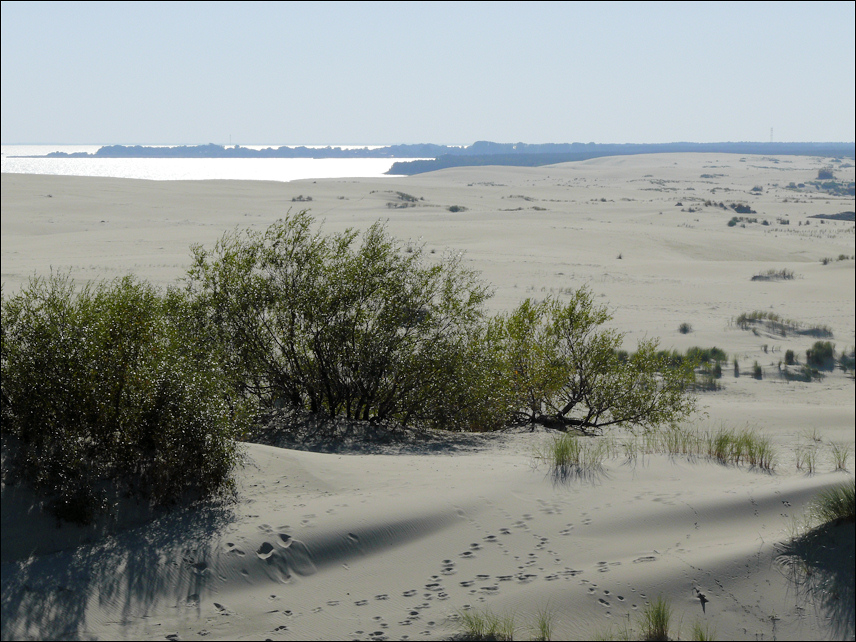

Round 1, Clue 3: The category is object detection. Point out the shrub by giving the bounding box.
[678,322,693,334]
[753,361,763,380]
[806,341,835,370]
[1,273,247,524]
[785,349,795,365]
[496,290,697,431]
[817,167,835,180]
[187,211,506,432]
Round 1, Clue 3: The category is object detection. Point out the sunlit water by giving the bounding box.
[1,145,426,182]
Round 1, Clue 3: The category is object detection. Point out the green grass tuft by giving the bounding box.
[455,607,517,641]
[809,478,855,525]
[640,595,673,640]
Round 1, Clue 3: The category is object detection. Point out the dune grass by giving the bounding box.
[688,619,717,641]
[809,478,856,526]
[640,595,673,641]
[535,432,610,478]
[829,442,852,471]
[454,607,517,641]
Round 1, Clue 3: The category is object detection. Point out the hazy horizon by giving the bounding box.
[2,2,854,145]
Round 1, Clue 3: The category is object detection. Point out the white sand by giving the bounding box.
[2,154,854,640]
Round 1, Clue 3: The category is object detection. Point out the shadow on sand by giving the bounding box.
[1,498,236,641]
[776,519,855,640]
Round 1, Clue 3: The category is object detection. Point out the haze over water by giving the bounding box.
[0,145,425,182]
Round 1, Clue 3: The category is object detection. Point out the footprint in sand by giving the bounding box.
[277,533,292,548]
[403,589,417,597]
[354,599,369,606]
[459,551,475,559]
[599,598,611,607]
[257,542,275,559]
[460,580,475,587]
[375,594,389,601]
[633,556,657,563]
[327,600,339,606]
[499,528,512,535]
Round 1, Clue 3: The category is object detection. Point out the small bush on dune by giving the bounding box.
[806,341,836,370]
[1,274,248,524]
[496,290,698,432]
[187,211,508,432]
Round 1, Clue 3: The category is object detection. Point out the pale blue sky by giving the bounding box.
[2,1,854,145]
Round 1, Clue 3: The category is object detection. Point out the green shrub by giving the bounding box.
[187,211,506,432]
[496,290,697,431]
[785,349,795,365]
[1,273,247,524]
[753,361,763,379]
[806,341,835,369]
[678,322,692,334]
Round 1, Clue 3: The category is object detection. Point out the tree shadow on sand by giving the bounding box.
[776,519,855,640]
[1,498,236,641]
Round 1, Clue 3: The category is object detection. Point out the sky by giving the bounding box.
[2,1,854,146]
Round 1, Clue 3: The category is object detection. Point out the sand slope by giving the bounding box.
[2,154,854,640]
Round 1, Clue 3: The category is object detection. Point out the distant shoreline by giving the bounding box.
[8,140,854,176]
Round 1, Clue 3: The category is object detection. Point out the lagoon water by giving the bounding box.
[1,145,425,182]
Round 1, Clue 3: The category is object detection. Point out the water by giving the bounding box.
[1,145,426,182]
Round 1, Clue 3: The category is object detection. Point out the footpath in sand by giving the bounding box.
[2,153,854,640]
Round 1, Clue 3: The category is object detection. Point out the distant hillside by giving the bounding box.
[13,141,854,171]
[387,142,856,175]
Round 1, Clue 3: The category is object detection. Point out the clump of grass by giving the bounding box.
[678,322,693,334]
[689,619,717,641]
[750,268,795,281]
[455,607,516,641]
[808,478,855,525]
[701,426,776,470]
[535,433,608,478]
[640,595,673,641]
[829,442,852,471]
[735,311,833,339]
[530,606,556,641]
[795,444,818,474]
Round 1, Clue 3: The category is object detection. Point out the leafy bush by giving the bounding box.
[785,349,795,365]
[1,274,247,524]
[187,211,506,432]
[806,341,835,369]
[678,322,692,334]
[496,289,697,431]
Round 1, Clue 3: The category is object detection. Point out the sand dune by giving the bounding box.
[2,154,854,640]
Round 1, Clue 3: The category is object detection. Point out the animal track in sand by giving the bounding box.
[633,555,657,563]
[354,599,369,606]
[225,542,246,555]
[256,542,275,559]
[277,533,292,548]
[326,600,339,606]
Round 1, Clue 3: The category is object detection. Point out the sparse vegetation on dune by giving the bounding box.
[735,310,833,339]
